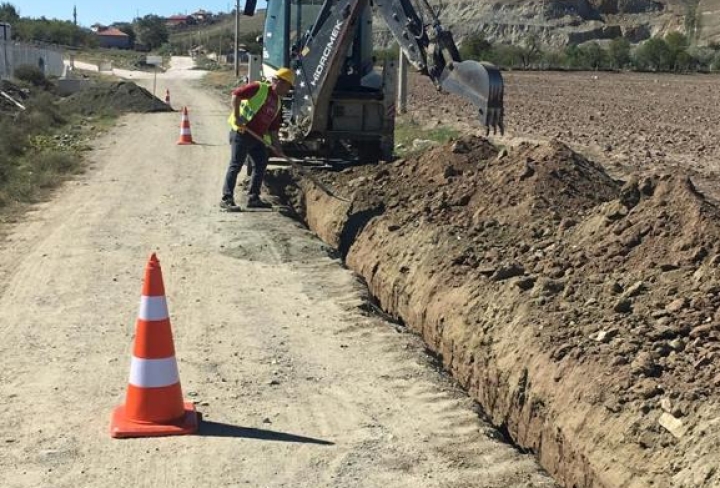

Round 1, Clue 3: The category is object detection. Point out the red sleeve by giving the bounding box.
[268,90,283,132]
[269,112,282,131]
[232,82,260,99]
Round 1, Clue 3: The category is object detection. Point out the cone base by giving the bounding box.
[110,402,198,438]
[177,141,194,145]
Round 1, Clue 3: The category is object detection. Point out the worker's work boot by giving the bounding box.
[219,198,242,212]
[246,195,272,209]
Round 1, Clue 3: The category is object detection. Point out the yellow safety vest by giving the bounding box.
[228,82,279,141]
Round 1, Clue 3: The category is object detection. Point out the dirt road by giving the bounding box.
[0,59,555,487]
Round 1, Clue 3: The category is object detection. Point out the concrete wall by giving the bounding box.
[0,40,65,79]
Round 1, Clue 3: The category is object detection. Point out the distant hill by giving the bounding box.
[375,0,720,47]
[172,2,720,52]
[168,11,266,49]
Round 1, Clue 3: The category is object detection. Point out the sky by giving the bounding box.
[11,1,267,27]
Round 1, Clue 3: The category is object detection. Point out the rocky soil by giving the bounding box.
[408,70,720,200]
[265,70,720,487]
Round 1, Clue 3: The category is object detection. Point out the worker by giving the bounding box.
[220,67,295,211]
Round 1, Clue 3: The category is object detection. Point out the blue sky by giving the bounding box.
[11,1,266,27]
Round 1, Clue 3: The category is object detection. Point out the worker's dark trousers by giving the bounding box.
[222,131,268,201]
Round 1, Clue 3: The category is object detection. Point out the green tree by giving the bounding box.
[673,50,695,71]
[583,42,607,70]
[134,15,168,50]
[13,18,96,47]
[665,31,690,71]
[240,31,262,55]
[539,49,565,69]
[490,44,524,68]
[608,37,631,69]
[519,33,542,69]
[459,32,492,61]
[374,44,399,64]
[712,51,720,71]
[633,37,673,71]
[0,2,19,23]
[564,44,589,69]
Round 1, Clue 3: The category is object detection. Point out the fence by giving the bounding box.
[0,40,65,80]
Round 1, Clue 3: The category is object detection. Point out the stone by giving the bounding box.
[594,329,617,343]
[658,412,686,439]
[491,262,525,281]
[622,281,646,299]
[665,297,688,313]
[614,298,633,314]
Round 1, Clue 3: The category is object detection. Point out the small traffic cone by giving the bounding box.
[110,253,198,438]
[164,89,170,105]
[177,106,194,145]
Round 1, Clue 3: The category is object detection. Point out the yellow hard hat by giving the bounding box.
[274,67,295,85]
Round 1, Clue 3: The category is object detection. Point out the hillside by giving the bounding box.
[175,1,720,55]
[373,0,720,47]
[167,11,266,49]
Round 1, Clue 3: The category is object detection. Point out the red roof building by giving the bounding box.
[96,27,131,49]
[166,15,196,27]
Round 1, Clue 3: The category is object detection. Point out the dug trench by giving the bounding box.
[264,136,720,488]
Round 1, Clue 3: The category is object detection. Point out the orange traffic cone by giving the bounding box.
[177,106,194,145]
[110,253,198,438]
[164,89,170,105]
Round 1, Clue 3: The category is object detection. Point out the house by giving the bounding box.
[166,15,196,28]
[95,27,131,49]
[191,10,212,23]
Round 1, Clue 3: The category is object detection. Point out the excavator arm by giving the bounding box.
[373,0,504,134]
[291,0,370,136]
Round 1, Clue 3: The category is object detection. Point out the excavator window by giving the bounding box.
[263,0,324,70]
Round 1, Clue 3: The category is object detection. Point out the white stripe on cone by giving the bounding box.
[129,356,180,388]
[138,296,169,321]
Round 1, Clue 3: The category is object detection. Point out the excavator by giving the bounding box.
[246,0,504,163]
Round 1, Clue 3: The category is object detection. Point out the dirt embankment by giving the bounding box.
[266,136,720,488]
[59,81,173,115]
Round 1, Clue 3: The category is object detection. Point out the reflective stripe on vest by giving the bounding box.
[228,82,279,135]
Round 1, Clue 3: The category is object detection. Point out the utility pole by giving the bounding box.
[234,0,240,78]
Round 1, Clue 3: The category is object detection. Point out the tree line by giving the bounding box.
[458,32,720,72]
[0,2,173,50]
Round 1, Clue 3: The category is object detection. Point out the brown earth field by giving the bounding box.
[264,71,720,488]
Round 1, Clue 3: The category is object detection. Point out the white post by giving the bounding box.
[248,54,262,82]
[397,48,408,114]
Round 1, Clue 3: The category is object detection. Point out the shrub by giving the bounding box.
[712,52,720,71]
[33,152,79,178]
[13,64,48,87]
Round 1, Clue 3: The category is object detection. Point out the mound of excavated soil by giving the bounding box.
[266,137,720,488]
[60,81,172,115]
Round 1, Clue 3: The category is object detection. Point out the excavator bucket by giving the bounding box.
[439,60,504,135]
